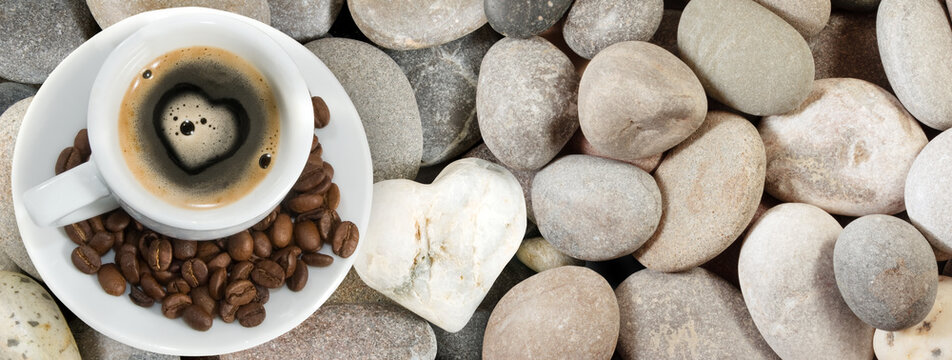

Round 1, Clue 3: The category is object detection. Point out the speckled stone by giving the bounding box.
[0,0,97,84]
[348,0,486,50]
[760,78,927,216]
[0,98,40,280]
[578,41,706,161]
[878,0,952,130]
[222,303,437,360]
[433,309,489,360]
[268,0,342,42]
[635,111,765,272]
[0,271,78,359]
[753,0,830,38]
[86,0,270,29]
[464,144,538,223]
[563,0,663,59]
[809,12,889,91]
[834,215,938,331]
[739,203,874,360]
[678,0,815,116]
[701,195,779,289]
[516,236,583,273]
[485,0,572,38]
[905,130,952,255]
[873,276,952,360]
[70,320,176,360]
[0,83,35,115]
[306,38,422,181]
[476,37,579,171]
[616,268,778,360]
[533,155,662,261]
[561,130,663,173]
[833,0,881,12]
[325,268,394,305]
[650,10,681,56]
[385,26,500,166]
[483,266,619,359]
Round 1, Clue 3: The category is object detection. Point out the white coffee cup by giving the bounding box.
[22,13,313,240]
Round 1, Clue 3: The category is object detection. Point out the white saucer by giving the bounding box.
[10,7,373,356]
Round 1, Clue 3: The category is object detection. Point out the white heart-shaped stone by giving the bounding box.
[158,87,241,173]
[355,158,527,332]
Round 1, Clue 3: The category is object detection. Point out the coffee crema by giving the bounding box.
[118,46,280,209]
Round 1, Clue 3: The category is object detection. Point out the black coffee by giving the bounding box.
[118,46,280,209]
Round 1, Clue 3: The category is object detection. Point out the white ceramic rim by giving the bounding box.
[88,13,313,232]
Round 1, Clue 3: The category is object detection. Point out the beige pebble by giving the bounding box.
[0,97,39,280]
[85,0,271,29]
[515,236,582,273]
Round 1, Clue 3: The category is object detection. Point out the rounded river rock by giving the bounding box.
[563,0,663,59]
[0,98,40,280]
[0,0,97,84]
[268,0,343,42]
[905,129,952,255]
[484,0,572,38]
[86,0,270,29]
[515,236,583,273]
[348,0,486,50]
[753,0,831,38]
[873,276,952,360]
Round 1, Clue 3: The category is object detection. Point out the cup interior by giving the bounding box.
[88,13,313,237]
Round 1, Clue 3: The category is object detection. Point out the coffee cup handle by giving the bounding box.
[22,158,120,227]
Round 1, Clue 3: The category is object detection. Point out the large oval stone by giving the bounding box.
[562,0,664,59]
[753,0,831,38]
[905,130,952,255]
[87,0,270,29]
[0,271,79,359]
[873,276,952,360]
[348,0,486,50]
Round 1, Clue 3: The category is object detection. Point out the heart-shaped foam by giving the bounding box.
[154,84,247,174]
[355,158,527,332]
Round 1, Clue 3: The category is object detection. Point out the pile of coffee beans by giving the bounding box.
[61,96,358,331]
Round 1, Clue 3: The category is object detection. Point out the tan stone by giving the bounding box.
[86,0,270,29]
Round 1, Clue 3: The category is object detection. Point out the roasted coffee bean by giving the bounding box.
[161,293,192,319]
[74,129,90,160]
[97,263,126,296]
[272,246,301,279]
[65,221,92,245]
[253,284,269,305]
[323,162,334,181]
[227,231,254,261]
[105,211,130,232]
[146,238,172,271]
[301,253,334,267]
[167,278,191,295]
[112,230,125,252]
[252,231,272,258]
[71,245,101,274]
[318,209,340,242]
[215,238,228,251]
[117,250,140,285]
[172,239,197,260]
[294,220,321,253]
[292,168,324,192]
[55,147,77,174]
[181,258,209,287]
[270,213,293,248]
[138,232,159,258]
[288,262,308,291]
[236,303,266,327]
[219,301,238,323]
[287,193,324,214]
[123,227,140,250]
[324,183,340,211]
[308,174,332,195]
[224,280,257,306]
[333,221,359,258]
[88,216,106,233]
[183,304,213,331]
[140,273,166,301]
[196,241,221,262]
[206,252,232,270]
[136,257,151,278]
[252,207,279,231]
[88,232,115,255]
[168,259,182,274]
[310,134,320,152]
[306,149,324,169]
[129,286,154,307]
[251,259,284,288]
[153,270,175,285]
[190,286,218,317]
[312,96,330,128]
[229,261,254,282]
[208,267,227,300]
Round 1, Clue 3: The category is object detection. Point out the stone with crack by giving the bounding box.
[354,158,526,332]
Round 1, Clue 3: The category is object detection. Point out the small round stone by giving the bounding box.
[483,266,619,359]
[579,41,706,161]
[348,0,486,50]
[476,37,579,171]
[739,203,874,360]
[485,0,572,38]
[385,26,500,166]
[533,155,661,261]
[906,130,952,254]
[834,214,938,331]
[635,111,765,272]
[0,0,98,84]
[809,12,890,91]
[0,83,36,115]
[0,98,40,280]
[86,0,271,29]
[515,236,583,273]
[268,0,343,42]
[563,0,663,59]
[306,38,422,181]
[752,0,831,38]
[873,276,952,360]
[616,268,777,359]
[760,78,927,216]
